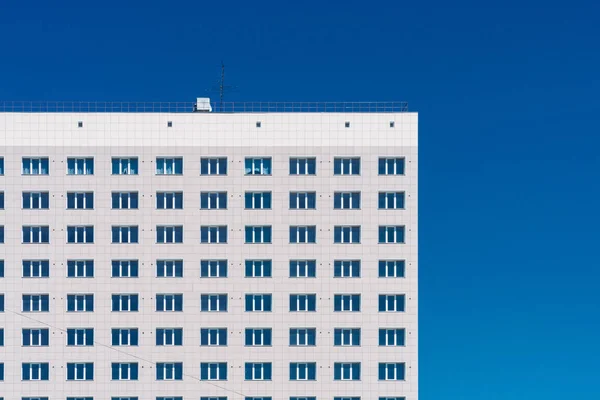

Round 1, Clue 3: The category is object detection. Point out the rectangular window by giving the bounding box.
[111,362,139,380]
[333,362,361,381]
[0,192,3,209]
[156,225,184,243]
[379,225,405,243]
[67,328,94,346]
[289,226,316,243]
[200,226,227,243]
[245,157,272,175]
[22,157,49,175]
[0,260,3,277]
[66,362,94,381]
[156,191,184,209]
[156,328,183,346]
[0,226,3,244]
[22,362,50,380]
[289,259,316,278]
[200,328,227,346]
[289,362,316,381]
[67,157,94,175]
[157,260,183,277]
[378,363,406,380]
[201,398,227,400]
[334,328,361,346]
[111,294,139,312]
[112,157,138,175]
[201,191,227,209]
[68,397,94,400]
[289,294,316,312]
[291,398,317,400]
[156,157,183,175]
[22,192,50,209]
[334,226,361,243]
[67,294,94,312]
[0,328,3,346]
[245,328,272,346]
[0,157,3,175]
[156,362,183,380]
[379,328,406,346]
[245,294,272,312]
[334,192,360,209]
[244,191,271,209]
[289,328,316,346]
[245,260,272,278]
[201,157,227,175]
[334,398,360,400]
[200,260,227,278]
[333,157,360,175]
[200,362,228,381]
[334,294,361,312]
[112,260,139,278]
[22,294,49,312]
[0,294,3,312]
[112,328,139,346]
[112,192,138,209]
[289,157,316,175]
[379,398,406,400]
[111,226,139,243]
[379,294,406,312]
[67,192,94,209]
[378,157,405,175]
[67,226,94,243]
[200,294,227,312]
[22,328,49,346]
[379,260,405,278]
[334,260,360,277]
[112,398,139,400]
[244,362,272,380]
[156,294,183,312]
[289,191,316,209]
[245,225,272,243]
[22,260,50,278]
[378,191,405,209]
[22,226,50,243]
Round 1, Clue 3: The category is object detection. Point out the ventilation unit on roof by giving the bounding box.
[194,98,212,112]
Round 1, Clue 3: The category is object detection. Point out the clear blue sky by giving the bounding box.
[1,0,599,398]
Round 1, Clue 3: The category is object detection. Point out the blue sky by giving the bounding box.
[1,0,599,398]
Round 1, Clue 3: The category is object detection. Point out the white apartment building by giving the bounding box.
[0,100,418,400]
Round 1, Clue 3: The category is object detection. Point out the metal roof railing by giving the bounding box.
[0,101,408,113]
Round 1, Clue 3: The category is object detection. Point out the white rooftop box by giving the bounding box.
[194,98,212,112]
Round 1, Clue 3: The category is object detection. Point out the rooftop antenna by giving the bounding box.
[206,61,238,112]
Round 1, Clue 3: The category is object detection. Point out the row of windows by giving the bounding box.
[0,327,406,347]
[0,156,405,176]
[0,191,406,210]
[0,293,406,312]
[0,361,406,381]
[1,225,405,244]
[1,395,403,400]
[0,259,405,278]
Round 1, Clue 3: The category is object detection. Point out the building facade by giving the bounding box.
[0,102,418,400]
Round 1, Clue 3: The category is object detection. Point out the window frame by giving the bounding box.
[22,191,50,209]
[111,157,139,175]
[244,157,272,176]
[66,157,94,175]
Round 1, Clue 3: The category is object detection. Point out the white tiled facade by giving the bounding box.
[0,110,418,400]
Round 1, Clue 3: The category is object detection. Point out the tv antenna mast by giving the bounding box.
[206,62,238,112]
